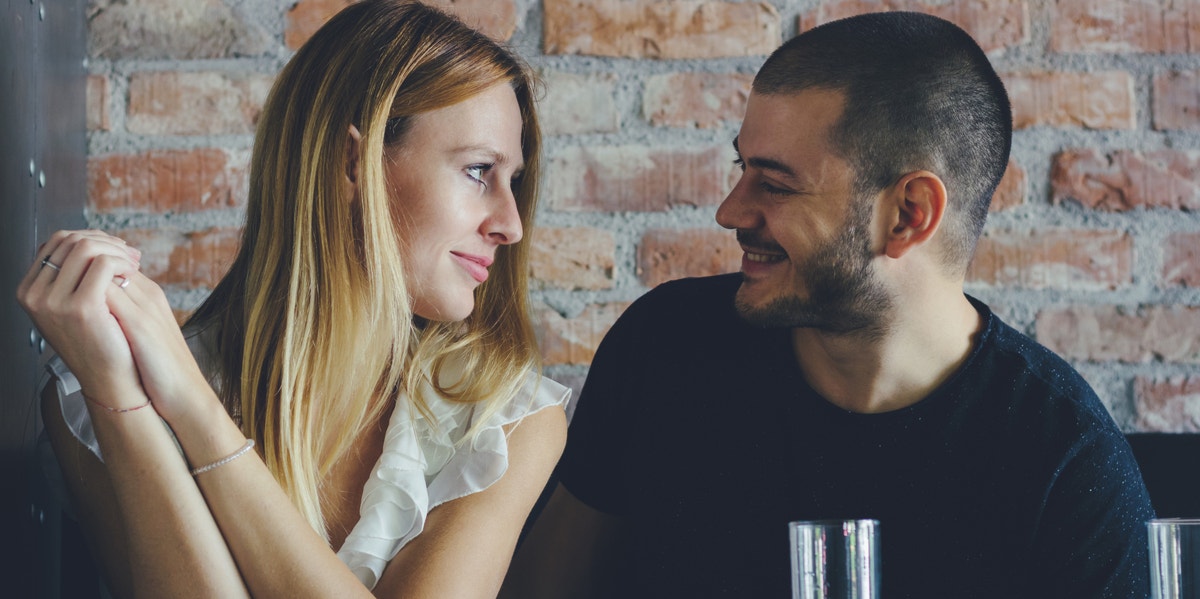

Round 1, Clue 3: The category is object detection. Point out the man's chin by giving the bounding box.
[732,288,885,334]
[732,287,795,328]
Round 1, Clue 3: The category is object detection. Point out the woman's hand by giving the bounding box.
[17,230,145,408]
[104,267,223,426]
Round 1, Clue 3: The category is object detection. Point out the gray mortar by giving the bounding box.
[83,0,1200,430]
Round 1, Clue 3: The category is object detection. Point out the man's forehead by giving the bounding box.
[737,89,845,156]
[742,88,845,130]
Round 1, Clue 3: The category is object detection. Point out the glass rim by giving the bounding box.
[1148,517,1200,525]
[789,518,880,528]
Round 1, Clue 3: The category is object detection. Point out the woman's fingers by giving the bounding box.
[105,270,215,421]
[19,230,141,302]
[15,231,149,407]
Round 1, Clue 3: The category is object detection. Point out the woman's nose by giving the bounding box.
[485,189,523,245]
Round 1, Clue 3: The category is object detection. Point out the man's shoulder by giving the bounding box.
[975,308,1115,429]
[594,273,750,365]
[641,272,742,300]
[629,273,742,319]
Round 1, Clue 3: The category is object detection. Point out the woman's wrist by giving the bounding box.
[167,392,250,474]
[83,393,152,413]
[78,381,153,414]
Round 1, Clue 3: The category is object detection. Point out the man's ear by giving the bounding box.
[883,170,947,260]
[345,124,363,185]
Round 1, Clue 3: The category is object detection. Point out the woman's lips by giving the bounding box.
[451,252,492,283]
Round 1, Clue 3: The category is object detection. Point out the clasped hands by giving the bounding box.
[17,230,217,424]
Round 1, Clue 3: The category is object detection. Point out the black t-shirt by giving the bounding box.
[558,274,1154,598]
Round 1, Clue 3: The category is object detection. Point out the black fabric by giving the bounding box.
[557,274,1155,599]
[1126,433,1200,518]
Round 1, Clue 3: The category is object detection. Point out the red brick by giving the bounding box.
[530,227,617,290]
[1051,0,1200,54]
[545,145,737,212]
[534,301,632,366]
[966,229,1133,290]
[644,72,752,128]
[115,227,242,288]
[1164,232,1200,288]
[989,161,1025,212]
[86,75,110,132]
[544,0,781,59]
[1153,70,1200,131]
[89,148,250,214]
[540,71,621,136]
[637,229,741,288]
[1005,71,1134,130]
[286,0,518,49]
[285,0,351,49]
[799,0,1029,53]
[1036,305,1200,363]
[89,0,271,59]
[127,72,274,135]
[1051,149,1200,211]
[1135,376,1200,432]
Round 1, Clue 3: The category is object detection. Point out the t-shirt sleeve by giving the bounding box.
[555,294,652,517]
[1030,425,1155,598]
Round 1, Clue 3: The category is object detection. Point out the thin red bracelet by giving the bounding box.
[83,393,152,413]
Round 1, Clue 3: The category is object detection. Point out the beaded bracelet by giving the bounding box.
[83,393,152,413]
[190,439,256,477]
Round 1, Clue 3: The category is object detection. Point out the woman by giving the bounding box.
[17,2,568,597]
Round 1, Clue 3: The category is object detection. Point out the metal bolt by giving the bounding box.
[38,337,46,353]
[29,328,38,348]
[29,159,35,177]
[38,171,45,188]
[37,509,44,524]
[38,3,44,20]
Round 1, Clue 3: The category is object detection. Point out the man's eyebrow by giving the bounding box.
[731,136,796,179]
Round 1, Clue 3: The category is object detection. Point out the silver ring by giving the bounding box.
[115,276,130,289]
[41,257,60,271]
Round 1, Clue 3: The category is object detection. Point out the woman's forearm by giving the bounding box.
[84,391,250,599]
[167,391,374,599]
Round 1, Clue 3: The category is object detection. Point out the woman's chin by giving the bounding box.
[412,300,475,324]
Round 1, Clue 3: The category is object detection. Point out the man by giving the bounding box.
[503,12,1154,598]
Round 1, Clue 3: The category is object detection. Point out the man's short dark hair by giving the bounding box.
[754,11,1012,273]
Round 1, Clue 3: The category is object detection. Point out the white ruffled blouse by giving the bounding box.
[46,325,571,589]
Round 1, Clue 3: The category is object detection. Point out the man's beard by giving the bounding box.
[734,204,893,335]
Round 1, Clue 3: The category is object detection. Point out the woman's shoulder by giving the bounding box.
[336,368,571,586]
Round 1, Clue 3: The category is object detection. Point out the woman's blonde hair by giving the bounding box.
[187,0,543,540]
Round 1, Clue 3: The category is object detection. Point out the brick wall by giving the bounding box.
[84,0,1200,432]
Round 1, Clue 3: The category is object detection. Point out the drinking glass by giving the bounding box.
[789,519,880,599]
[1149,518,1200,599]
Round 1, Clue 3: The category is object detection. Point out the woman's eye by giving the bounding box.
[466,164,491,186]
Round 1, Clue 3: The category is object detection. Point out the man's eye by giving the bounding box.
[732,157,745,171]
[759,181,793,196]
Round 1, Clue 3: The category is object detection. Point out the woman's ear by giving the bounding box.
[883,171,947,260]
[345,124,363,185]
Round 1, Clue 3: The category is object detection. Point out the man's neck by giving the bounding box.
[791,290,982,414]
